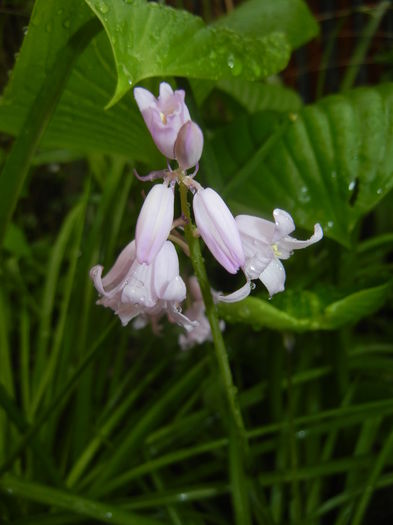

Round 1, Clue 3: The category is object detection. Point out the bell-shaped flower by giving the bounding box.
[90,240,196,331]
[236,209,323,297]
[135,183,174,264]
[134,82,191,159]
[193,188,245,274]
[178,277,224,350]
[174,121,204,170]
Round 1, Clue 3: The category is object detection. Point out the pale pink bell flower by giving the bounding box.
[135,183,174,264]
[134,82,191,159]
[236,209,323,297]
[90,240,196,331]
[193,188,245,274]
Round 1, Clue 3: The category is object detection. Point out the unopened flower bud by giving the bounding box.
[193,188,245,274]
[174,121,204,170]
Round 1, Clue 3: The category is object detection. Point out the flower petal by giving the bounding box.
[259,258,286,296]
[280,223,323,252]
[193,188,245,274]
[272,209,295,242]
[216,280,252,303]
[167,305,199,332]
[152,241,180,295]
[90,240,136,297]
[161,276,187,302]
[135,184,174,264]
[121,261,156,308]
[133,87,156,112]
[236,214,276,247]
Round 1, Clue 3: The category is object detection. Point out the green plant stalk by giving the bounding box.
[179,181,247,448]
[179,181,252,523]
[0,18,101,248]
[351,427,393,525]
[0,320,116,476]
[340,1,389,92]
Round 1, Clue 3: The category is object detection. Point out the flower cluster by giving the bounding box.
[90,83,323,347]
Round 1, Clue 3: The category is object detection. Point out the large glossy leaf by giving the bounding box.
[214,85,393,245]
[85,0,291,107]
[218,282,391,333]
[0,0,162,164]
[216,0,319,49]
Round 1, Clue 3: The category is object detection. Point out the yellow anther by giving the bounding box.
[272,243,281,257]
[160,112,167,124]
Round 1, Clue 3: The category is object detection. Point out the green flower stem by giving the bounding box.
[179,182,248,453]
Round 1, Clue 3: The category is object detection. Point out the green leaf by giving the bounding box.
[0,475,163,525]
[0,0,160,163]
[84,0,291,107]
[217,282,391,332]
[3,224,31,258]
[217,78,302,113]
[0,5,101,245]
[215,0,319,49]
[215,84,393,245]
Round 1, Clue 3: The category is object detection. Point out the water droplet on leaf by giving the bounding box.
[99,2,109,14]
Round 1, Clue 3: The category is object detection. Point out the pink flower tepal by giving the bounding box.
[134,82,191,159]
[193,188,245,274]
[135,183,174,265]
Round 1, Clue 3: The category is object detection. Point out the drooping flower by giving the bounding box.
[178,277,225,350]
[174,120,204,170]
[193,188,245,274]
[135,183,174,264]
[90,240,196,331]
[235,209,323,296]
[134,82,191,159]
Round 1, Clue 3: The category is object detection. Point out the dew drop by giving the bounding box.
[377,187,383,195]
[250,282,256,290]
[327,220,334,229]
[99,2,109,14]
[178,493,187,501]
[299,186,310,203]
[105,512,112,520]
[331,171,337,179]
[23,26,29,35]
[227,53,235,69]
[348,180,356,191]
[226,53,243,76]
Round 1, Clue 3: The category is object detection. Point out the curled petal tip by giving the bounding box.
[216,281,252,303]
